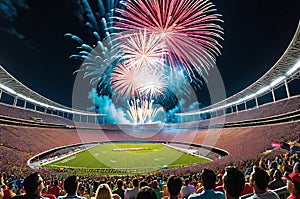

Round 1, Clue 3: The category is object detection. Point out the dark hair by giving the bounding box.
[132,178,139,188]
[223,167,245,197]
[273,170,282,180]
[201,168,216,189]
[184,179,190,186]
[53,179,59,186]
[136,186,156,199]
[139,181,149,189]
[167,176,182,197]
[23,172,42,194]
[251,166,270,191]
[116,179,123,189]
[64,175,78,194]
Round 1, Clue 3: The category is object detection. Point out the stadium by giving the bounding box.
[0,0,300,199]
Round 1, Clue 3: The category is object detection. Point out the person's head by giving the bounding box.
[184,178,190,186]
[53,179,59,186]
[23,172,44,194]
[7,182,15,190]
[151,180,158,189]
[293,162,300,173]
[273,170,282,180]
[64,175,79,195]
[136,186,156,199]
[285,172,300,195]
[270,161,277,169]
[201,168,216,190]
[139,181,149,189]
[223,166,245,198]
[95,184,112,199]
[132,178,139,188]
[249,166,270,192]
[116,179,123,189]
[167,176,182,197]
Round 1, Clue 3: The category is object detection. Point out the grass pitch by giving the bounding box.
[44,143,210,173]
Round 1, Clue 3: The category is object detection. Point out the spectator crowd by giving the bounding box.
[1,151,300,199]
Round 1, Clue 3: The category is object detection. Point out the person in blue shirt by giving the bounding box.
[188,168,225,199]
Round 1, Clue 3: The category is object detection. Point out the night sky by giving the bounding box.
[0,0,299,108]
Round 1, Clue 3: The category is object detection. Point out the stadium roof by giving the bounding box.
[0,65,105,116]
[179,20,300,115]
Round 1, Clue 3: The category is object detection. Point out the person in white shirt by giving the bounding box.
[181,178,194,199]
[124,178,139,199]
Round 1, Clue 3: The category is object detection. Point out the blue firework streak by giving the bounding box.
[65,0,122,87]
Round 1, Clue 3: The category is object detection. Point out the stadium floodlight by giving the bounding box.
[270,76,286,87]
[0,83,17,95]
[256,86,270,95]
[286,60,300,76]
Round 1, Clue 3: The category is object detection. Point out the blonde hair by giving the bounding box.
[95,184,113,199]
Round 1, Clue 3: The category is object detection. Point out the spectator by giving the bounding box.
[57,175,85,199]
[124,178,139,199]
[94,184,120,199]
[214,174,224,191]
[268,170,285,190]
[112,180,124,199]
[3,182,16,199]
[222,166,245,199]
[49,180,62,197]
[167,176,182,199]
[150,180,162,199]
[12,172,45,199]
[180,179,194,199]
[246,166,279,199]
[188,169,225,199]
[285,172,300,199]
[269,161,278,180]
[135,186,156,199]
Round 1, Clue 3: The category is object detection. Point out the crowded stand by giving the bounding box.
[0,84,300,199]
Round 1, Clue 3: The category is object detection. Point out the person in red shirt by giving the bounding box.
[3,183,15,199]
[49,180,62,197]
[286,172,300,199]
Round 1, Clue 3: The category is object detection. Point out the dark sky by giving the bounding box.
[0,0,299,107]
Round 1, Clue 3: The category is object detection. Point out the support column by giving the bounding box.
[271,88,276,102]
[24,101,27,108]
[255,97,259,108]
[244,102,247,110]
[236,105,239,113]
[44,107,47,113]
[0,90,2,100]
[13,97,18,106]
[285,80,290,98]
[231,106,233,113]
[79,115,82,122]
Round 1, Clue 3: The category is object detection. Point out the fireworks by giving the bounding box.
[68,0,223,124]
[114,0,223,79]
[113,29,167,71]
[111,63,141,98]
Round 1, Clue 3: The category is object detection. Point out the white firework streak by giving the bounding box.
[113,29,167,71]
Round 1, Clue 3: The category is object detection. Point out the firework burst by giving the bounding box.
[113,29,167,70]
[114,0,223,80]
[110,63,141,98]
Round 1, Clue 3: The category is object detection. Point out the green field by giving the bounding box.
[44,143,210,173]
